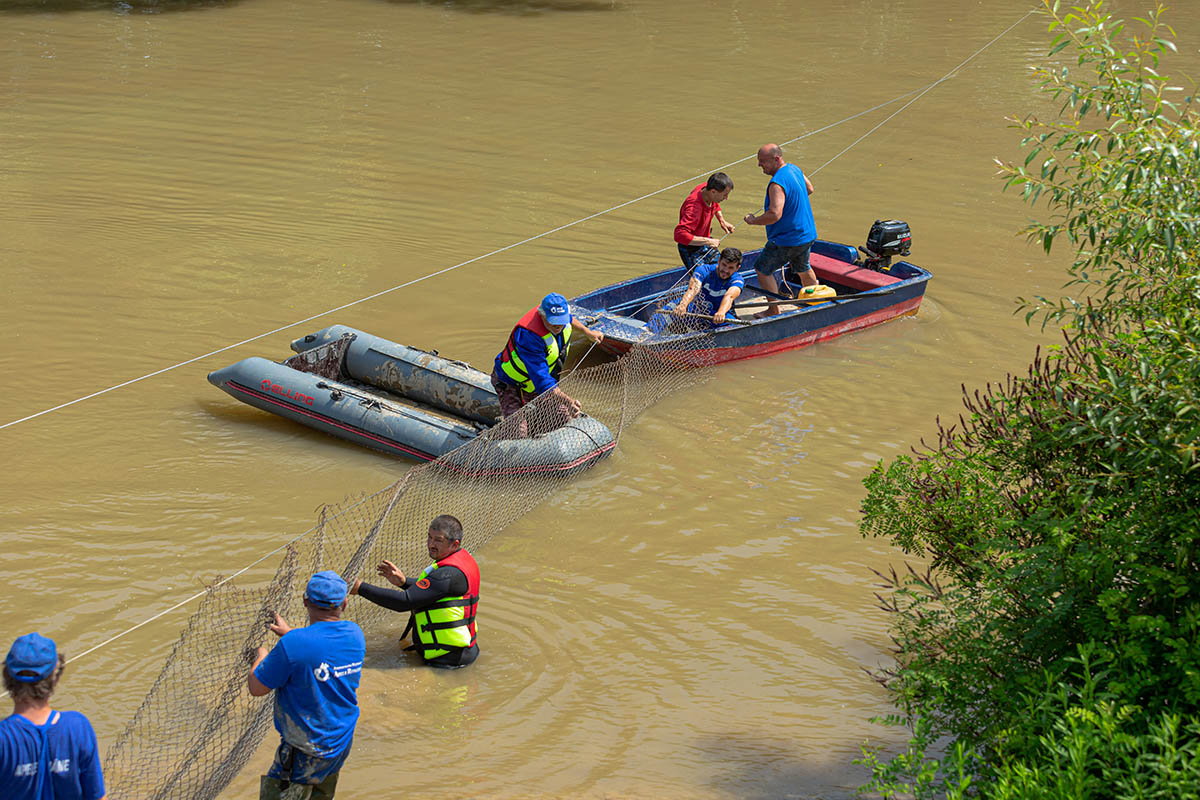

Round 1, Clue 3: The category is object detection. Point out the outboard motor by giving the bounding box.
[857,219,911,271]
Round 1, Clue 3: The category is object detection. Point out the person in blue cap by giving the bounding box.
[248,571,365,800]
[491,292,604,436]
[1,633,106,800]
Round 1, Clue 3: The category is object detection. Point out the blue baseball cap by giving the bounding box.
[539,292,571,326]
[304,571,348,607]
[5,633,58,683]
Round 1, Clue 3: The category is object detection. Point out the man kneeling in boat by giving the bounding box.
[350,515,481,669]
[671,247,744,326]
[490,292,604,437]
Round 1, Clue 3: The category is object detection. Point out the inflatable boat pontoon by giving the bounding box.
[207,325,615,476]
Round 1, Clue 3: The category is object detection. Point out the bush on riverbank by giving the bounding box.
[857,2,1200,796]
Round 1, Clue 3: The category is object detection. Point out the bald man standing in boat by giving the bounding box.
[743,143,818,317]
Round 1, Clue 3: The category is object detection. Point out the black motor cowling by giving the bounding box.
[857,219,911,271]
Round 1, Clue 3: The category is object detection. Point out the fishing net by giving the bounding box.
[615,273,768,339]
[578,268,725,340]
[101,328,721,800]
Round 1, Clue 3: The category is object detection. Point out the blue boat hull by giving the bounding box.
[569,239,931,364]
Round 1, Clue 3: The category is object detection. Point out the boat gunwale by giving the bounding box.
[569,245,932,347]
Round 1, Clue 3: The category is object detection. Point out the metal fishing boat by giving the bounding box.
[569,221,931,365]
[207,325,615,475]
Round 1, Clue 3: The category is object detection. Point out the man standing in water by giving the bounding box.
[743,143,818,317]
[351,514,480,670]
[1,633,107,800]
[674,172,736,271]
[248,571,364,800]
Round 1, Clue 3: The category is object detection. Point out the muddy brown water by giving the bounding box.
[4,0,1198,797]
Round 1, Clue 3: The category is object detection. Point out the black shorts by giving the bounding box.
[426,643,479,670]
[754,240,813,278]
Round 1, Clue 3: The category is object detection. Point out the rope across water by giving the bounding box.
[4,82,958,433]
[2,7,1040,699]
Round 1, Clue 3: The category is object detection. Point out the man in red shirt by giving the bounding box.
[674,172,735,271]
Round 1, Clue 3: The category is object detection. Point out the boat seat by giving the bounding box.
[733,300,802,319]
[811,252,900,291]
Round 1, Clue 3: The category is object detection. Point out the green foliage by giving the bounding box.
[986,651,1200,800]
[857,714,978,800]
[860,1,1200,795]
[860,652,1200,799]
[987,705,1200,800]
[997,0,1200,331]
[863,313,1200,739]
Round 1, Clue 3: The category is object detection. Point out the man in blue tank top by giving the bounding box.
[249,571,365,800]
[743,143,818,317]
[1,633,106,800]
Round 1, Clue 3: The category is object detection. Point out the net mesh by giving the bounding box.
[101,330,720,800]
[620,257,768,337]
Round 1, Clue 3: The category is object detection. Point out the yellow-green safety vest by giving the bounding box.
[499,306,572,394]
[409,548,480,659]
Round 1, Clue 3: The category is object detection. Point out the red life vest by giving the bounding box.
[437,547,480,646]
[410,547,480,656]
[498,306,571,393]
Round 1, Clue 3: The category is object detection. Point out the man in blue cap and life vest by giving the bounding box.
[491,292,604,436]
[1,632,107,800]
[248,570,365,800]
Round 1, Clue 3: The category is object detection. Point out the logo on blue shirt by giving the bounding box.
[313,660,362,682]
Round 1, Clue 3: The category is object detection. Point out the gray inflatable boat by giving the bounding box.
[207,325,615,475]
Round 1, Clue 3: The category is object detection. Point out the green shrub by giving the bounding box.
[860,651,1200,799]
[858,1,1200,794]
[1001,0,1200,333]
[988,663,1200,800]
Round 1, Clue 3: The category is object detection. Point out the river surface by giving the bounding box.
[4,0,1198,797]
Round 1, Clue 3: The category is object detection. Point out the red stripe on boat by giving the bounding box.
[225,380,614,475]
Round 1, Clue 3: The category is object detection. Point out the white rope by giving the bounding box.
[2,12,1040,435]
[1,86,935,434]
[1,9,1039,686]
[811,7,1039,176]
[0,526,315,698]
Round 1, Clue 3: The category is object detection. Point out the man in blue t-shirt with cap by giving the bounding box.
[1,633,107,800]
[248,571,365,800]
[491,292,604,437]
[671,247,746,326]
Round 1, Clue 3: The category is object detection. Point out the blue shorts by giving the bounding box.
[677,243,719,271]
[267,740,352,785]
[754,240,813,277]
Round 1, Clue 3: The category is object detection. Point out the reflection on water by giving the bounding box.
[0,0,243,13]
[384,0,618,13]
